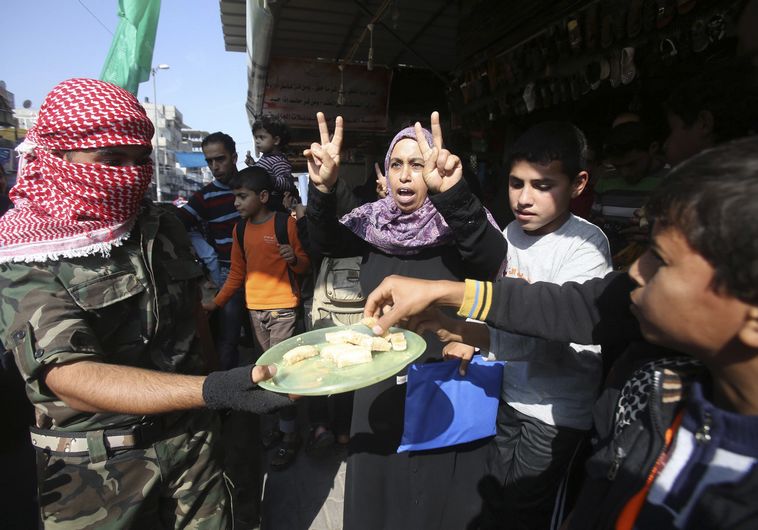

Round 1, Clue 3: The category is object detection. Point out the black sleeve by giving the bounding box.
[332,177,361,217]
[485,272,641,345]
[306,181,367,258]
[295,215,322,267]
[429,179,507,280]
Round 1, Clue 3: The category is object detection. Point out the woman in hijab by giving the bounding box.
[305,111,506,530]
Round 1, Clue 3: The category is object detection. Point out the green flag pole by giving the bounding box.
[100,0,162,95]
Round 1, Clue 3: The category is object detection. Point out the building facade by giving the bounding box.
[181,128,210,152]
[141,100,187,200]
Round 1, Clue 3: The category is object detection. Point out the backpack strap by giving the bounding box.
[274,211,298,296]
[235,219,247,262]
[274,211,290,246]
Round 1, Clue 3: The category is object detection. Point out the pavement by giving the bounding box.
[259,413,347,530]
[234,340,348,530]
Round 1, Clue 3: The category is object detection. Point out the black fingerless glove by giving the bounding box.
[203,365,292,414]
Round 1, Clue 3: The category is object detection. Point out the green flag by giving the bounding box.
[100,0,161,94]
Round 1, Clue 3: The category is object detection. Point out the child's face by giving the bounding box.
[254,128,279,154]
[387,138,428,214]
[233,187,268,220]
[508,160,586,236]
[628,225,751,360]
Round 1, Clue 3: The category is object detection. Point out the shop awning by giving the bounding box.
[220,0,459,73]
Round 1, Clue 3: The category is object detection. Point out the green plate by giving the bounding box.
[255,324,427,396]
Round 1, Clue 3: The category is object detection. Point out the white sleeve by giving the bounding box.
[553,228,612,285]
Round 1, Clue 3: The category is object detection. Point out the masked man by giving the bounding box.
[0,78,289,529]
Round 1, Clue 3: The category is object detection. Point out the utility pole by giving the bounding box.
[151,64,170,201]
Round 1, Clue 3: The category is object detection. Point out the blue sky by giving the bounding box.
[2,0,253,157]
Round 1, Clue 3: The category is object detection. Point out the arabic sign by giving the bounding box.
[262,58,391,131]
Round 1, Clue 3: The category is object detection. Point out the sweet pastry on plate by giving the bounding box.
[357,335,392,352]
[360,316,379,328]
[388,332,407,351]
[324,330,365,345]
[282,328,408,370]
[319,344,373,368]
[282,345,320,366]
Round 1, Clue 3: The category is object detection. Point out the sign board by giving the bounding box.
[262,58,391,131]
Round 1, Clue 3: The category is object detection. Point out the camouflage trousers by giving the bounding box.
[35,410,230,529]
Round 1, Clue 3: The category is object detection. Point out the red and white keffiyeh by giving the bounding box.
[0,78,154,263]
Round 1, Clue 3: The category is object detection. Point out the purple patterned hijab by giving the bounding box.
[339,127,454,256]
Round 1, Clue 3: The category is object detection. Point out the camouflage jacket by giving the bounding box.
[0,202,207,432]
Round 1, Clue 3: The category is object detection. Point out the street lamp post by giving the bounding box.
[151,64,170,202]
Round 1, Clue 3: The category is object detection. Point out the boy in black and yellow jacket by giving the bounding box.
[363,138,758,529]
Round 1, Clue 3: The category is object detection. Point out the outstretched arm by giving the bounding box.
[365,272,639,346]
[44,360,283,415]
[464,273,639,345]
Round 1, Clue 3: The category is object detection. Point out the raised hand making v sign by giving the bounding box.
[413,111,463,194]
[303,112,343,193]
